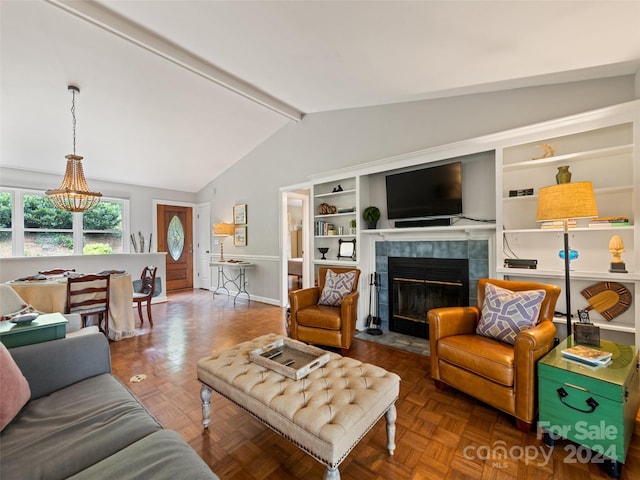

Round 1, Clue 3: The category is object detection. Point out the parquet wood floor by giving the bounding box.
[109,289,640,479]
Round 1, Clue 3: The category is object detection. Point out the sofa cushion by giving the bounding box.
[67,430,218,480]
[476,283,545,345]
[0,373,162,480]
[437,334,516,387]
[318,269,356,306]
[0,342,31,431]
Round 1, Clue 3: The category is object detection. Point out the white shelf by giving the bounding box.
[315,234,356,239]
[551,317,635,333]
[314,189,356,198]
[497,267,640,282]
[314,212,356,219]
[503,226,634,234]
[313,259,358,266]
[362,224,496,235]
[503,185,634,202]
[502,144,632,170]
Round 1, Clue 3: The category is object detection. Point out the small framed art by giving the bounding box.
[234,226,247,247]
[233,204,247,225]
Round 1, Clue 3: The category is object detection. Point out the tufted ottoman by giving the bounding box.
[197,334,400,480]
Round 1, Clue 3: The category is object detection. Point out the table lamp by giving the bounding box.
[212,223,235,262]
[536,181,598,336]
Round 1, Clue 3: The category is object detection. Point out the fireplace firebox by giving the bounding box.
[388,257,469,339]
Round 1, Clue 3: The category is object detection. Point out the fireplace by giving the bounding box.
[388,257,469,339]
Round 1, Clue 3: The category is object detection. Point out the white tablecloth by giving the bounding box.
[9,273,135,341]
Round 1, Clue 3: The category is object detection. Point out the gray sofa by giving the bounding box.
[1,334,219,480]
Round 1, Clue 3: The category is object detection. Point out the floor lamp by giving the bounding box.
[536,181,598,337]
[212,223,235,262]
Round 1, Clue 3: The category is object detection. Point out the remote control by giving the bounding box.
[261,349,283,359]
[282,359,295,367]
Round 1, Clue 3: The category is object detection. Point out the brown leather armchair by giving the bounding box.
[428,278,560,432]
[288,267,361,349]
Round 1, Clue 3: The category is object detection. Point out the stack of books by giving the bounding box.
[588,216,630,228]
[540,219,576,229]
[561,345,613,367]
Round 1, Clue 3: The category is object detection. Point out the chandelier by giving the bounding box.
[46,85,102,212]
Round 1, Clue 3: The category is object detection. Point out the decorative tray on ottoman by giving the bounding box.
[249,338,330,380]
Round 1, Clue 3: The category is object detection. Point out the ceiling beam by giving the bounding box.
[45,0,303,122]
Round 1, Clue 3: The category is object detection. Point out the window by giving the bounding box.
[0,191,12,258]
[83,201,124,254]
[0,188,128,257]
[24,193,74,256]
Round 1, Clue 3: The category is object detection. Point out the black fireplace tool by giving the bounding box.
[366,272,383,336]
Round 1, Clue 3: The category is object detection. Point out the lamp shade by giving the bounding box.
[536,181,598,222]
[212,223,235,236]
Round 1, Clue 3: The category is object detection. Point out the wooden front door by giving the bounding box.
[157,204,193,291]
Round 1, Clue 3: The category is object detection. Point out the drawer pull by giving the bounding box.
[556,387,600,414]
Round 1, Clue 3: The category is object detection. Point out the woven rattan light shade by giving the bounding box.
[46,86,102,212]
[536,181,598,222]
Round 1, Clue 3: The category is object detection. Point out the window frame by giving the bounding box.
[0,187,130,257]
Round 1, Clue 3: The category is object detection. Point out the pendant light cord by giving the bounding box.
[71,89,77,155]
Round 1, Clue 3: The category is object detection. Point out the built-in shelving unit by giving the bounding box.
[313,176,359,266]
[303,101,639,343]
[496,107,639,346]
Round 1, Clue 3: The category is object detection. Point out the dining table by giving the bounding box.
[8,272,136,341]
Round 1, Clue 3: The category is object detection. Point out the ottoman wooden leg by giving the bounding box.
[385,403,397,456]
[324,466,340,480]
[200,384,212,429]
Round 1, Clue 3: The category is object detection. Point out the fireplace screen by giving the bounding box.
[388,257,469,339]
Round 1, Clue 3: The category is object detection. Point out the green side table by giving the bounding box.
[538,336,640,479]
[0,312,68,348]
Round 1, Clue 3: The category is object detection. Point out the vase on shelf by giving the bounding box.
[318,247,329,260]
[556,166,572,184]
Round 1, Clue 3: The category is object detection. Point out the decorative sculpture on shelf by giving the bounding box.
[318,203,337,215]
[581,281,631,321]
[608,234,628,273]
[532,143,557,160]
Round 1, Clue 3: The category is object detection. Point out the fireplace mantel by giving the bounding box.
[361,223,496,240]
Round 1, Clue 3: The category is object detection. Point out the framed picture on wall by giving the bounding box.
[234,226,247,247]
[233,204,247,225]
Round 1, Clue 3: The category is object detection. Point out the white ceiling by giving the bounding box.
[2,0,639,193]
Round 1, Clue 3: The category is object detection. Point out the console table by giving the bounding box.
[0,312,68,348]
[210,261,253,305]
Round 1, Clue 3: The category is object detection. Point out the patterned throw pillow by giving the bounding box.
[318,269,356,306]
[476,283,546,345]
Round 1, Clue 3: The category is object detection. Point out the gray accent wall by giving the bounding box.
[1,76,637,305]
[197,76,637,304]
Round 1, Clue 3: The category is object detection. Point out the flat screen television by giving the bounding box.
[385,162,462,220]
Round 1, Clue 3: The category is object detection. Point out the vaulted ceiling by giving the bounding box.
[2,1,639,192]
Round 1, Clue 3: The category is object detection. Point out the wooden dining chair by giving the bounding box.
[132,266,157,327]
[39,268,75,275]
[66,273,110,338]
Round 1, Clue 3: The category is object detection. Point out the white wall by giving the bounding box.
[196,75,637,304]
[0,167,197,250]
